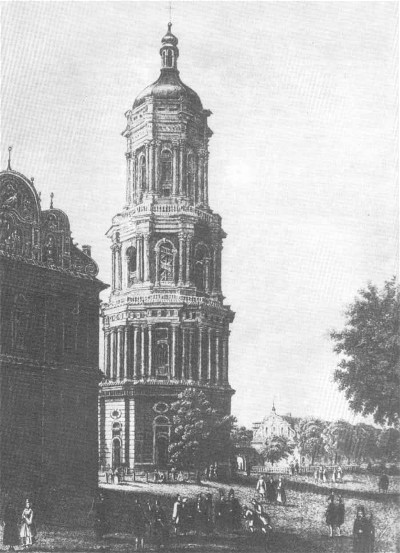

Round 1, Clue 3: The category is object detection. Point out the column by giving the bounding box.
[216,331,221,384]
[144,234,150,281]
[217,244,222,293]
[198,326,203,381]
[181,328,186,379]
[125,152,131,205]
[116,246,122,290]
[204,152,209,205]
[172,143,178,195]
[104,331,110,378]
[133,325,139,377]
[212,245,218,294]
[136,235,141,281]
[179,142,185,195]
[150,141,155,192]
[205,259,211,293]
[141,325,146,377]
[185,235,192,285]
[111,247,116,290]
[155,141,161,193]
[178,234,184,286]
[148,325,153,377]
[155,248,160,287]
[207,328,212,382]
[123,326,129,379]
[111,329,116,379]
[171,325,177,379]
[116,327,122,380]
[188,328,193,380]
[198,155,204,203]
[222,331,229,383]
[145,142,150,193]
[132,152,137,201]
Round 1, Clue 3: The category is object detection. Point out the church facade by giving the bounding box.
[99,24,234,470]
[0,161,107,493]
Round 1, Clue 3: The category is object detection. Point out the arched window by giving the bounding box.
[187,153,196,199]
[161,150,172,197]
[126,246,137,285]
[194,244,209,291]
[159,242,174,283]
[155,340,169,377]
[139,154,146,190]
[43,234,58,264]
[166,49,173,67]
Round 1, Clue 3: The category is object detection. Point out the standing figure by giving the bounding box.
[322,467,327,483]
[266,477,276,503]
[227,489,241,531]
[215,490,227,532]
[132,499,147,551]
[256,475,267,501]
[294,461,299,475]
[3,502,19,551]
[318,466,323,481]
[337,465,343,482]
[290,463,295,476]
[195,493,207,535]
[336,496,345,537]
[332,467,337,484]
[152,500,168,551]
[276,477,286,505]
[378,473,389,493]
[325,496,336,538]
[20,500,36,549]
[171,495,182,536]
[314,467,319,483]
[353,506,369,553]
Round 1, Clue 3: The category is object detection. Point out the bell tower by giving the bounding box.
[99,24,234,470]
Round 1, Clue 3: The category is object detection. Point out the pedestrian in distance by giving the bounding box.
[171,495,182,536]
[256,475,267,502]
[290,463,295,477]
[325,495,336,538]
[266,477,276,503]
[132,498,147,551]
[3,502,19,551]
[227,489,241,531]
[337,465,343,482]
[378,473,389,493]
[332,467,337,484]
[336,495,345,537]
[295,460,299,475]
[318,465,323,481]
[353,506,370,553]
[322,467,327,483]
[276,477,286,505]
[20,499,36,549]
[195,493,207,535]
[215,490,227,532]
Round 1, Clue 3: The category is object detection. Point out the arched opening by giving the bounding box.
[126,246,137,285]
[166,49,173,68]
[194,244,209,291]
[160,150,172,197]
[153,415,170,469]
[112,438,121,469]
[187,152,196,199]
[159,242,174,283]
[155,340,169,377]
[156,436,169,468]
[43,234,58,264]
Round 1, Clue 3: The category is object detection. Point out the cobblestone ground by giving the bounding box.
[0,475,398,552]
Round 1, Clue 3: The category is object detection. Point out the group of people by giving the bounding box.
[255,475,287,505]
[314,465,343,483]
[2,499,35,550]
[325,491,345,537]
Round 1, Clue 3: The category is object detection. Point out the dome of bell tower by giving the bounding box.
[132,23,202,110]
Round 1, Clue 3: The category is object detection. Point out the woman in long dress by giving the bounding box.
[20,499,36,548]
[276,477,286,505]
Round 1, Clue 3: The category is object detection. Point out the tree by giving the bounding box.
[296,418,325,465]
[350,423,379,463]
[231,425,253,449]
[322,420,354,464]
[262,435,294,465]
[330,278,400,426]
[377,428,400,463]
[168,388,236,476]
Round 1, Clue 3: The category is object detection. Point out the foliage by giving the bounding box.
[168,388,236,472]
[262,435,294,465]
[231,425,253,449]
[330,278,400,426]
[296,418,325,465]
[322,420,354,463]
[377,428,400,463]
[350,423,379,462]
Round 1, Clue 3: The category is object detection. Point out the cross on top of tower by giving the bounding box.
[7,146,12,171]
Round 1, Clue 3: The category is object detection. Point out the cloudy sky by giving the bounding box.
[1,2,398,427]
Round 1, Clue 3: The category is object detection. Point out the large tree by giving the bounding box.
[262,435,294,465]
[296,418,325,465]
[331,278,400,426]
[168,388,235,476]
[322,420,354,464]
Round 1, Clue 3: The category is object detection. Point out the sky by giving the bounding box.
[1,1,398,428]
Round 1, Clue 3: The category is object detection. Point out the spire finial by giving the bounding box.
[168,1,173,24]
[50,192,54,209]
[7,146,12,170]
[272,399,276,413]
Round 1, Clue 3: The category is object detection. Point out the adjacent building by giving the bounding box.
[99,24,235,470]
[0,162,107,492]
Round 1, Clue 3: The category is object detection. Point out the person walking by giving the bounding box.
[3,502,19,551]
[256,475,267,501]
[171,495,182,536]
[20,499,36,549]
[336,495,345,536]
[325,496,336,538]
[353,506,369,552]
[276,477,286,505]
[132,499,147,551]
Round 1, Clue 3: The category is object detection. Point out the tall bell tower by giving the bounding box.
[99,23,235,470]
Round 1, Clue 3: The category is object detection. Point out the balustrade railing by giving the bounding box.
[126,202,216,223]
